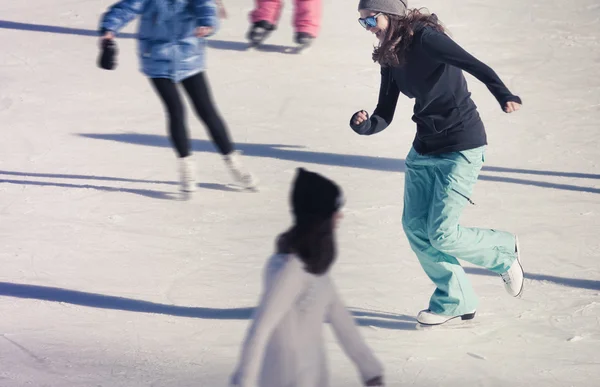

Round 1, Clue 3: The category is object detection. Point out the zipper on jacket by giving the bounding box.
[451,188,476,205]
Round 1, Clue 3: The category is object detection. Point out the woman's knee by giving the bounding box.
[428,226,459,253]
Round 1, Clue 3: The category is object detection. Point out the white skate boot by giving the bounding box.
[178,156,196,198]
[500,235,524,297]
[416,309,476,326]
[223,151,258,191]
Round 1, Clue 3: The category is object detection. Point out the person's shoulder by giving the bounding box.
[265,253,305,278]
[413,25,452,50]
[414,25,441,40]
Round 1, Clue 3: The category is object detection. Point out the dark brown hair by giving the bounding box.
[372,8,446,67]
[276,216,336,276]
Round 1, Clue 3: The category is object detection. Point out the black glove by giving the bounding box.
[98,39,118,70]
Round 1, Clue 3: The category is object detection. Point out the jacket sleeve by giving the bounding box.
[350,66,400,135]
[327,280,384,384]
[194,0,219,35]
[419,27,522,109]
[231,258,307,387]
[99,0,147,35]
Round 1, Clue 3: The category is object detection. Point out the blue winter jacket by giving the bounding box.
[99,0,219,82]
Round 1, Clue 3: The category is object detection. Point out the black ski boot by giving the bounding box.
[247,21,276,47]
[294,32,314,53]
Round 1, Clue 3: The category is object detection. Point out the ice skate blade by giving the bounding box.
[179,190,193,201]
[416,312,476,330]
[514,259,525,299]
[225,183,259,192]
[284,44,310,55]
[416,320,478,330]
[510,234,525,298]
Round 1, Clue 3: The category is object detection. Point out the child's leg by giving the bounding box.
[294,0,322,37]
[149,78,189,158]
[150,78,196,194]
[249,0,283,26]
[180,72,234,156]
[181,72,257,189]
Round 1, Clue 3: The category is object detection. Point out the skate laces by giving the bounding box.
[500,271,512,284]
[180,163,193,181]
[225,155,243,176]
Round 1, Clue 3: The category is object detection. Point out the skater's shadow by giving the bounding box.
[79,132,405,172]
[0,20,296,54]
[250,44,303,55]
[0,20,137,38]
[350,308,418,330]
[78,133,600,195]
[0,281,417,330]
[208,39,299,54]
[0,170,238,199]
[464,268,600,291]
[0,178,174,200]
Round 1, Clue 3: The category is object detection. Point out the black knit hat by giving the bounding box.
[291,168,344,223]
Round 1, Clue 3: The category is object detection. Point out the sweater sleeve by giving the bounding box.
[327,280,383,383]
[350,66,400,135]
[194,0,219,35]
[99,0,147,35]
[419,27,522,109]
[231,258,307,387]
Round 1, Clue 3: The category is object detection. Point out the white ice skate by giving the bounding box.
[416,309,476,327]
[500,235,524,297]
[178,155,196,198]
[223,151,258,191]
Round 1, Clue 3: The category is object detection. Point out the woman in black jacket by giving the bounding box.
[350,0,525,326]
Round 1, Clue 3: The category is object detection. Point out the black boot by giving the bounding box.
[294,32,315,53]
[294,32,314,47]
[247,21,276,46]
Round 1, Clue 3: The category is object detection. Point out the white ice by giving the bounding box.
[1,0,599,386]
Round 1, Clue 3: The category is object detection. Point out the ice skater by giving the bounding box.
[98,0,257,196]
[245,0,322,49]
[230,168,385,387]
[350,0,525,326]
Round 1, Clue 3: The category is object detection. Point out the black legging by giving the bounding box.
[150,72,233,158]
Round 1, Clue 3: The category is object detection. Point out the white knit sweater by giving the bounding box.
[231,253,383,387]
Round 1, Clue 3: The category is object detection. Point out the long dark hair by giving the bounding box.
[276,216,336,276]
[373,8,446,67]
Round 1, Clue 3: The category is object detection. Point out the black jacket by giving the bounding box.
[351,26,522,155]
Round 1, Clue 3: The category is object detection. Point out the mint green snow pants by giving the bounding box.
[402,146,517,316]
